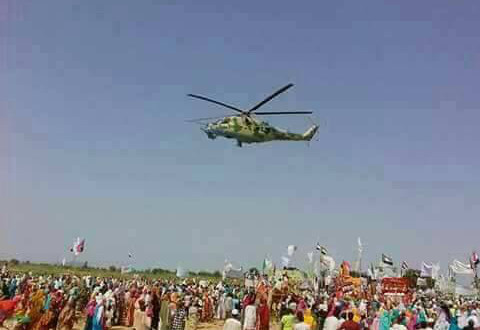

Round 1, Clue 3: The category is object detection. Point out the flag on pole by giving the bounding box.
[281,256,291,268]
[368,263,377,279]
[470,251,479,269]
[128,252,133,258]
[401,261,409,271]
[287,245,297,257]
[357,237,363,253]
[316,243,328,255]
[262,257,273,272]
[382,254,393,266]
[71,238,85,256]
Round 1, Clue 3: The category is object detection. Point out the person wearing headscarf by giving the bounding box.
[434,305,451,330]
[133,299,150,330]
[56,300,77,330]
[224,309,242,330]
[159,293,171,330]
[256,296,270,330]
[201,293,213,322]
[304,309,317,330]
[124,287,135,327]
[26,288,46,330]
[282,303,298,330]
[379,311,391,330]
[186,299,199,330]
[171,300,188,330]
[92,295,105,330]
[84,295,97,330]
[150,288,161,330]
[242,295,257,330]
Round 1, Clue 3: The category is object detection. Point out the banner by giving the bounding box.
[417,278,427,287]
[381,277,409,294]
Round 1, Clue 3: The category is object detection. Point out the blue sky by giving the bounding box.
[1,0,479,272]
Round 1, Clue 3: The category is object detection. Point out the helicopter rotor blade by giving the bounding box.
[187,94,245,114]
[253,111,313,115]
[185,115,230,123]
[247,83,294,114]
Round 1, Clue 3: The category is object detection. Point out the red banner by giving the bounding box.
[381,277,409,294]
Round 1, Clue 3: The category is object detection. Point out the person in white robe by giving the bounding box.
[243,303,257,330]
[224,310,242,330]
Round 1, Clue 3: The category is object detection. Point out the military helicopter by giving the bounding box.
[187,83,319,147]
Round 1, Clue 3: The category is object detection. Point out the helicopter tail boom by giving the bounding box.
[302,125,319,141]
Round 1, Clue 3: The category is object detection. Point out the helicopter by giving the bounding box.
[187,83,319,147]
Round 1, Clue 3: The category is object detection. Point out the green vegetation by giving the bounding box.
[1,260,222,280]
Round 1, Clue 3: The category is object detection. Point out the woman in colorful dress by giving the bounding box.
[56,300,77,330]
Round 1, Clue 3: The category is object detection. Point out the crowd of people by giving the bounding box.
[1,264,480,330]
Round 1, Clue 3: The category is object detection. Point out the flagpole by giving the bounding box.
[475,257,479,291]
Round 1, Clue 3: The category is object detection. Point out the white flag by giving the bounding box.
[421,262,433,277]
[357,237,363,253]
[321,255,336,271]
[450,260,474,275]
[307,252,314,264]
[287,245,297,257]
[176,267,187,278]
[432,263,440,280]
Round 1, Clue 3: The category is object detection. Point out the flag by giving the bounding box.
[71,238,85,256]
[262,257,273,271]
[450,260,474,275]
[432,263,440,279]
[470,251,479,269]
[76,239,85,253]
[401,261,409,271]
[368,263,377,279]
[382,254,393,266]
[316,243,328,255]
[421,262,433,277]
[287,245,297,257]
[321,255,336,271]
[128,252,133,258]
[307,252,314,264]
[176,267,187,278]
[62,258,66,267]
[357,237,363,253]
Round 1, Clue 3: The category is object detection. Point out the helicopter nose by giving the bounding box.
[201,127,216,140]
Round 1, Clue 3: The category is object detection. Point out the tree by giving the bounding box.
[109,265,117,272]
[9,259,19,266]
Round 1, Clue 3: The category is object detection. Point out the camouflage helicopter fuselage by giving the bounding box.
[202,115,318,147]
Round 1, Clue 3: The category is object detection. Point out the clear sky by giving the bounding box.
[1,1,479,272]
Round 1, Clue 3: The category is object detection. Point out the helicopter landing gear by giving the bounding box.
[236,140,242,148]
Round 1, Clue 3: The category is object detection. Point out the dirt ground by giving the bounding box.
[4,319,226,330]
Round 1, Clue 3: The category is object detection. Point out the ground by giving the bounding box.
[2,318,226,330]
